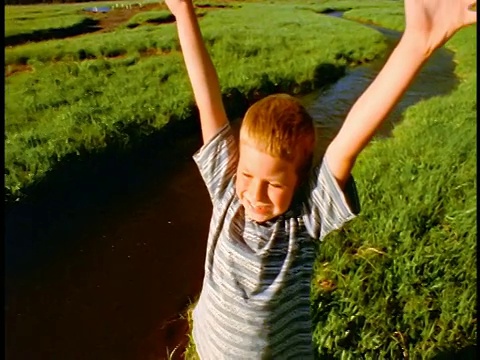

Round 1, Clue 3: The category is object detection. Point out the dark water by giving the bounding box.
[4,17,460,360]
[5,134,212,360]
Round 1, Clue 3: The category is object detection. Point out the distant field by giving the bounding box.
[5,1,157,44]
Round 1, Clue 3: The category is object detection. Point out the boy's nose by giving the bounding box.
[249,180,266,203]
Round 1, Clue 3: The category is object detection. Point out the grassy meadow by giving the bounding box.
[5,0,388,200]
[5,0,476,359]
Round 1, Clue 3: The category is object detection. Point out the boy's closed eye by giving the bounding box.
[242,172,284,188]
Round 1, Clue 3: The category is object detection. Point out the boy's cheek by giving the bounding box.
[269,189,292,213]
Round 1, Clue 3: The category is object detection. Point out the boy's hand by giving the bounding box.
[164,0,193,18]
[404,0,477,54]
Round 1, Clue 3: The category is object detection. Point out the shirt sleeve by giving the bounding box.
[192,123,238,204]
[302,156,361,240]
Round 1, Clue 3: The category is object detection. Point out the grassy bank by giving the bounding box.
[5,0,387,201]
[308,1,477,359]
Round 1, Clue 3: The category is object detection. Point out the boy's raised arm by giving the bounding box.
[165,0,228,144]
[325,0,476,189]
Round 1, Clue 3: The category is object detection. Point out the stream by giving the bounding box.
[4,14,459,360]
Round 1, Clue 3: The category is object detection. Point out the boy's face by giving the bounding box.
[236,141,299,223]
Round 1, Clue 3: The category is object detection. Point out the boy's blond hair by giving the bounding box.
[239,93,316,180]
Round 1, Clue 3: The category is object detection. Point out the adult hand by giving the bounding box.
[404,0,477,53]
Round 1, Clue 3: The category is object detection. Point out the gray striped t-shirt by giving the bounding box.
[192,123,360,359]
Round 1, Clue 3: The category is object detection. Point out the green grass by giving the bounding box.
[182,302,200,360]
[5,3,87,19]
[4,24,179,65]
[308,2,477,359]
[302,0,403,14]
[5,1,387,199]
[343,7,405,31]
[302,0,406,31]
[4,3,95,44]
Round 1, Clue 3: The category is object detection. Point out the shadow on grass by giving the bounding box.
[433,345,477,360]
[5,18,101,47]
[125,14,176,29]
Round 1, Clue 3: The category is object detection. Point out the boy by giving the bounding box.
[164,0,476,358]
